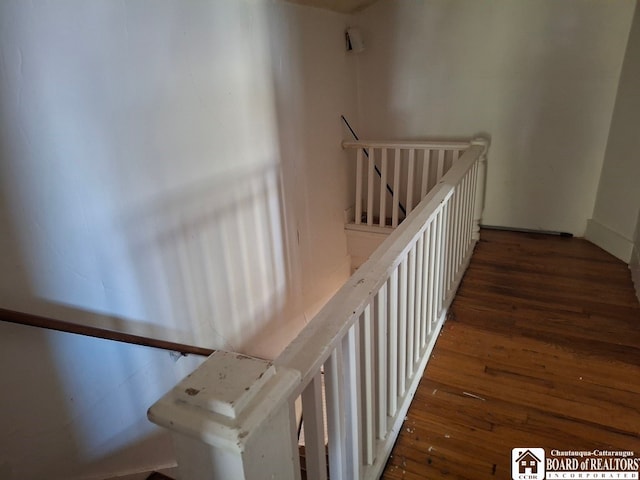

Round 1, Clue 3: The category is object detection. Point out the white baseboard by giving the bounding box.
[585,218,633,263]
[631,245,640,303]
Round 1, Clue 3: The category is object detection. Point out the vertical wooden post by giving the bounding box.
[367,149,375,226]
[388,267,398,415]
[398,257,408,396]
[380,149,388,227]
[355,148,363,225]
[361,304,374,465]
[325,344,346,480]
[392,148,401,227]
[301,373,328,480]
[342,324,362,479]
[148,351,300,480]
[406,148,415,214]
[471,137,489,240]
[376,283,388,439]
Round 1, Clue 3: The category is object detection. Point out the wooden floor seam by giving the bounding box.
[382,229,640,479]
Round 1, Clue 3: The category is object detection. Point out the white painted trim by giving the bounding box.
[343,140,470,150]
[585,218,633,263]
[630,244,640,303]
[103,466,178,480]
[345,229,390,271]
[344,222,394,235]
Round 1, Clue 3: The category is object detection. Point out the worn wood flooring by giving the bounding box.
[382,229,640,479]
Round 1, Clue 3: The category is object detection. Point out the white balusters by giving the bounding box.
[397,257,408,397]
[426,223,435,338]
[387,267,398,416]
[449,184,460,290]
[467,163,477,250]
[355,148,363,225]
[380,149,388,227]
[361,304,374,465]
[150,138,489,480]
[414,234,424,362]
[435,205,445,320]
[344,141,470,231]
[302,373,328,480]
[325,344,346,480]
[469,160,480,245]
[342,325,361,480]
[406,246,416,377]
[376,284,387,440]
[367,149,375,226]
[406,148,415,215]
[472,138,489,240]
[420,228,429,348]
[392,148,401,228]
[420,149,431,198]
[437,149,445,181]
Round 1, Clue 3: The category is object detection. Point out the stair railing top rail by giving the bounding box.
[342,139,471,150]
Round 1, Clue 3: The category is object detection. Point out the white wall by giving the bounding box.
[0,0,356,360]
[0,322,204,480]
[0,1,356,478]
[587,1,640,263]
[266,1,358,340]
[353,0,635,236]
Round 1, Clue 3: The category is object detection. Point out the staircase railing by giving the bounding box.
[0,308,213,357]
[344,140,471,229]
[148,137,489,480]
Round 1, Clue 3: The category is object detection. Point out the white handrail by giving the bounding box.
[148,137,489,480]
[342,140,470,150]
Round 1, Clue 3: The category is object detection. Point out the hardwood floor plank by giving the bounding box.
[382,230,640,479]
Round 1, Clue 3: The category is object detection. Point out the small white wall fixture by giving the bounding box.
[346,27,365,53]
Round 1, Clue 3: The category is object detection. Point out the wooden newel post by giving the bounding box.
[471,137,489,240]
[148,350,301,480]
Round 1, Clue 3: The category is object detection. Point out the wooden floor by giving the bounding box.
[382,229,640,479]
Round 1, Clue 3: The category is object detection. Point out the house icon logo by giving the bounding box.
[512,448,545,480]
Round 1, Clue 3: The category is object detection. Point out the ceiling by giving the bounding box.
[284,0,379,14]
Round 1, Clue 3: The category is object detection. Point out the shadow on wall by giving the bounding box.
[125,162,303,359]
[0,175,206,480]
[0,0,310,361]
[266,0,356,321]
[0,65,300,480]
[0,120,296,480]
[0,0,358,477]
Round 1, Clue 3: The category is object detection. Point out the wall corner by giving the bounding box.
[584,218,633,263]
[630,244,640,303]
